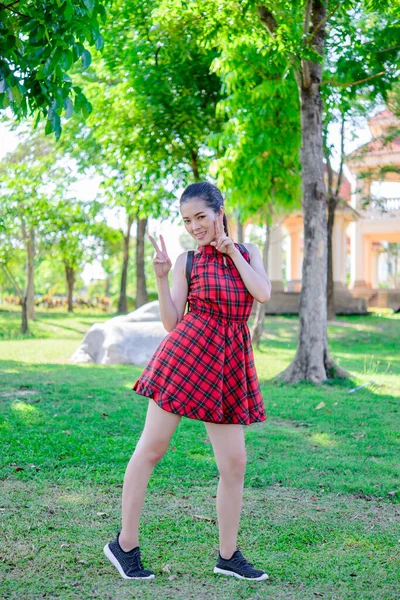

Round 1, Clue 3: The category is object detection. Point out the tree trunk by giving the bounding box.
[117,214,134,314]
[21,221,36,320]
[190,149,200,181]
[21,293,29,334]
[105,273,112,296]
[251,218,270,347]
[237,214,244,244]
[135,215,149,308]
[327,193,336,321]
[65,265,75,312]
[326,116,345,321]
[277,1,347,383]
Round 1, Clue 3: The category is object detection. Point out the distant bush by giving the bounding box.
[3,294,112,311]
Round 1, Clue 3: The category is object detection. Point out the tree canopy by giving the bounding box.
[0,0,106,137]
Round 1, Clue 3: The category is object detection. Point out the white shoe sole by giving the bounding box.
[214,566,269,581]
[103,544,155,580]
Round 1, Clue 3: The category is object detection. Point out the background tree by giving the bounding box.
[322,3,400,320]
[0,137,59,328]
[206,21,302,345]
[49,198,103,311]
[58,0,226,311]
[0,0,106,137]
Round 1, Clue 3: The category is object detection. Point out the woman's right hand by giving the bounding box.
[149,234,172,279]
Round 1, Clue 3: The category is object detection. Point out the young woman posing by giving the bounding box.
[104,182,271,582]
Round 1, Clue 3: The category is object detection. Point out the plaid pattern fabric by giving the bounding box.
[132,243,267,425]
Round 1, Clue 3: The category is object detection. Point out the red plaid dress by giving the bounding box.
[132,242,267,425]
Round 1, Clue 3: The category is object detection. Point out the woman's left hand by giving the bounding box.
[210,213,237,256]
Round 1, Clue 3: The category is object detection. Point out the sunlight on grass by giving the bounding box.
[309,432,338,447]
[11,400,38,414]
[10,400,41,425]
[58,493,88,504]
[343,537,375,549]
[0,340,79,363]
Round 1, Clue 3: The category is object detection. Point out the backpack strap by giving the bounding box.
[185,250,195,313]
[186,250,194,288]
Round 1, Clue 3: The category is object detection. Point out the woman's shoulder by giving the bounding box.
[236,242,254,259]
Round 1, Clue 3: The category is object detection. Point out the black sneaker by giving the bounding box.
[214,549,269,581]
[103,531,155,580]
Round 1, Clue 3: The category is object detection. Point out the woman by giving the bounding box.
[104,182,271,582]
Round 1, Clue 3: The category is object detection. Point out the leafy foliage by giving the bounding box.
[0,0,106,137]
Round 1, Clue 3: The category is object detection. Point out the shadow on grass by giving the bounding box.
[1,358,399,506]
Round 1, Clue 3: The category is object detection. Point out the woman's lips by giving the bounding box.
[195,232,206,239]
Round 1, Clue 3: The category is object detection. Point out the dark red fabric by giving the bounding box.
[132,242,267,425]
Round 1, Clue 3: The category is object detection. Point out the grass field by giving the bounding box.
[0,305,399,599]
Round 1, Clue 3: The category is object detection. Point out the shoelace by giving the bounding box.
[132,550,144,571]
[228,555,255,570]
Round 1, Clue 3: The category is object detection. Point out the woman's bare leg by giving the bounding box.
[204,422,246,559]
[118,399,182,551]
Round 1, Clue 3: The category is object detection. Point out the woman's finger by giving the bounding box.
[218,237,231,253]
[159,234,168,254]
[215,215,221,236]
[148,235,161,254]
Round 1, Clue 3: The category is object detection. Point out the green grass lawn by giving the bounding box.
[0,305,399,599]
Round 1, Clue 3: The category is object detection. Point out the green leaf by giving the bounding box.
[98,4,107,23]
[45,119,53,135]
[0,93,10,109]
[83,0,95,14]
[95,33,104,51]
[64,96,74,118]
[33,111,41,129]
[5,35,16,49]
[81,50,92,69]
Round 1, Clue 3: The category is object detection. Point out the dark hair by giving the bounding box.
[180,181,229,237]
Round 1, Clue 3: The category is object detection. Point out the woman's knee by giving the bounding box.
[218,452,247,480]
[134,437,170,465]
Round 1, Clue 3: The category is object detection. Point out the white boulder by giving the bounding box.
[70,300,168,365]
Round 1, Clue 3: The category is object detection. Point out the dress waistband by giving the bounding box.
[188,307,248,324]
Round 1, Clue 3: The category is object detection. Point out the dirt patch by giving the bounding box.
[0,389,38,398]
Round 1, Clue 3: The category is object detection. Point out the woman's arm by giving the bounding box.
[149,233,189,332]
[230,242,271,303]
[157,252,189,332]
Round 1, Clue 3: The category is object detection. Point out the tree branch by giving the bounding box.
[2,265,23,297]
[334,113,345,199]
[0,1,28,18]
[305,1,342,43]
[257,5,278,38]
[376,44,400,54]
[321,70,387,87]
[303,0,312,36]
[302,60,311,89]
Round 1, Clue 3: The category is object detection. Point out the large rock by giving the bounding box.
[70,301,168,365]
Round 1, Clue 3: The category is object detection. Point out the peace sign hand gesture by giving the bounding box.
[149,234,172,279]
[210,212,236,256]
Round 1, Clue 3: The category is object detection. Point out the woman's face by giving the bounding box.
[181,198,223,245]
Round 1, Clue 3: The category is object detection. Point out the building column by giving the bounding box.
[332,215,347,287]
[370,243,384,289]
[286,225,303,292]
[268,225,284,291]
[350,221,368,290]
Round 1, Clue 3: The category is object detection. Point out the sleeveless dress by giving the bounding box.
[132,242,267,426]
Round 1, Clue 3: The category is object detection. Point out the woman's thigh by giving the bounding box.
[135,399,182,459]
[204,421,246,475]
